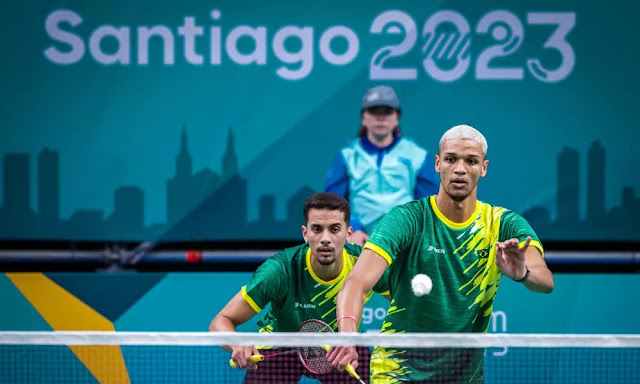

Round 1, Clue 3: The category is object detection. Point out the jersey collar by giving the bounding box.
[305,247,348,286]
[429,195,480,229]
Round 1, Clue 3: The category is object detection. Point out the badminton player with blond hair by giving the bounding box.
[328,125,555,383]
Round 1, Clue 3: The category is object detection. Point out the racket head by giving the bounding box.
[298,318,334,333]
[296,319,335,374]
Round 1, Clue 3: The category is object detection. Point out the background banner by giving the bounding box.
[2,272,639,333]
[1,0,638,241]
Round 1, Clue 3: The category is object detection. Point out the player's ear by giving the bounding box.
[435,155,441,173]
[301,225,308,243]
[346,225,353,239]
[480,159,488,177]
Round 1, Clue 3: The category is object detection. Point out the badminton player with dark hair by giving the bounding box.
[209,192,389,383]
[328,125,555,383]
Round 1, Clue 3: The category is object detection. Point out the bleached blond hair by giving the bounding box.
[439,124,488,156]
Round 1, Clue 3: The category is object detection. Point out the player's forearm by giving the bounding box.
[209,315,237,352]
[522,266,554,293]
[336,275,367,332]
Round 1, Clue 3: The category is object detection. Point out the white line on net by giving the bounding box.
[1,332,639,348]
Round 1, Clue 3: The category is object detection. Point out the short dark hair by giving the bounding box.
[303,192,350,224]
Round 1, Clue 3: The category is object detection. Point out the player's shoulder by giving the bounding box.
[402,196,431,213]
[271,243,308,264]
[343,242,363,257]
[477,200,525,222]
[383,197,429,224]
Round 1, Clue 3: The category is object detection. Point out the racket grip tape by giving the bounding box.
[229,354,264,368]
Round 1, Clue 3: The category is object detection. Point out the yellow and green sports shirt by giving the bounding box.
[241,242,390,333]
[365,196,543,383]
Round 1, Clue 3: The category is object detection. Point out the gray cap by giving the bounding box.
[361,85,400,110]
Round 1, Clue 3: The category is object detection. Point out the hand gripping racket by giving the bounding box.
[228,319,327,369]
[230,319,366,383]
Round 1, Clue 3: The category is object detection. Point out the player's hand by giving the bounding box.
[350,230,369,246]
[495,236,530,280]
[230,345,260,369]
[326,345,359,372]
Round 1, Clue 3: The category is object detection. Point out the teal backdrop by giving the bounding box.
[1,0,639,241]
[1,272,639,383]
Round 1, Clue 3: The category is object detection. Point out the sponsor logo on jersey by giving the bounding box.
[427,245,445,254]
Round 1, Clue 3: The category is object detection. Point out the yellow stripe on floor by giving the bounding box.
[7,273,131,384]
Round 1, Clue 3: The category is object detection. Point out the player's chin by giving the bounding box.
[446,189,469,202]
[317,255,336,266]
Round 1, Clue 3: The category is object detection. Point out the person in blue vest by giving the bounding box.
[325,85,439,245]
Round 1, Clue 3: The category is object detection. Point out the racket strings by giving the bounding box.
[297,319,335,374]
[299,345,334,374]
[298,319,333,333]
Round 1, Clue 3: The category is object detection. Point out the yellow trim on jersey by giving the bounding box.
[364,242,393,266]
[305,248,349,285]
[241,286,262,313]
[429,195,480,229]
[525,239,545,258]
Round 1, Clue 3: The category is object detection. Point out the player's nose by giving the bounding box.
[453,161,466,173]
[320,231,331,243]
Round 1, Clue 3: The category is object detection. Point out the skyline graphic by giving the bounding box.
[0,133,638,241]
[522,140,640,240]
[0,127,317,241]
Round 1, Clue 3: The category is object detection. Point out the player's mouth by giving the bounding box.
[450,178,467,188]
[318,248,333,256]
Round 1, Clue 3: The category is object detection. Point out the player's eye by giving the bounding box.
[468,158,477,165]
[446,157,455,162]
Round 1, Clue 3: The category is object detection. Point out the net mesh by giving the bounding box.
[1,332,639,384]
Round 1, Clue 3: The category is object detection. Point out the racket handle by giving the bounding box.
[321,345,363,381]
[229,354,264,368]
[344,363,363,382]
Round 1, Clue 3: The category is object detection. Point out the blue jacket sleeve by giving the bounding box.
[414,153,439,199]
[324,152,363,232]
[325,152,349,198]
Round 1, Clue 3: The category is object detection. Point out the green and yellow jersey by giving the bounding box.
[242,242,390,333]
[365,196,543,383]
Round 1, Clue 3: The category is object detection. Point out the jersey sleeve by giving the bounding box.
[499,211,544,257]
[344,242,389,295]
[242,253,289,313]
[363,202,421,266]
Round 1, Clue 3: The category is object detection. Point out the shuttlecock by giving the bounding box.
[411,274,432,296]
